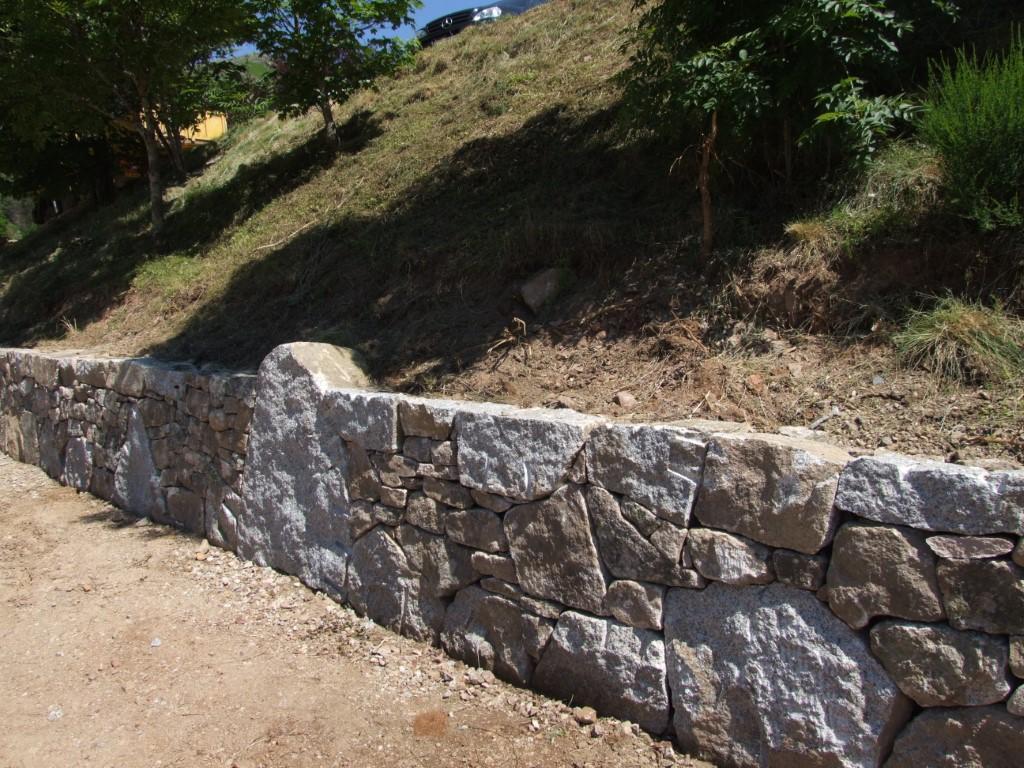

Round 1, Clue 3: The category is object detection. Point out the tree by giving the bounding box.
[621,0,958,258]
[253,0,419,148]
[0,0,251,231]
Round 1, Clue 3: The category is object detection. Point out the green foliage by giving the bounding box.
[895,296,1024,382]
[252,0,420,139]
[622,0,958,172]
[919,32,1024,230]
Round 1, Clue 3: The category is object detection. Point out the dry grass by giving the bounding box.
[894,297,1024,382]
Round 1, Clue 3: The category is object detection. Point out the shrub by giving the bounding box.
[894,297,1024,382]
[920,32,1024,231]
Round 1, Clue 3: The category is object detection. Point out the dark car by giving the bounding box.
[417,1,549,46]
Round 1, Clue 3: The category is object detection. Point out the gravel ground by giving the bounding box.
[0,454,711,768]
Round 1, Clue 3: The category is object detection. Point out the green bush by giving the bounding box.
[920,32,1024,231]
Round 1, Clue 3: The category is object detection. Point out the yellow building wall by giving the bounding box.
[183,114,228,143]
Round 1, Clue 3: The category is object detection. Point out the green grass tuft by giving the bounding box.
[894,296,1024,383]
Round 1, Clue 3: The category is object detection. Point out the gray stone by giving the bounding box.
[504,485,607,615]
[585,486,697,587]
[165,487,205,532]
[327,389,401,453]
[445,507,508,553]
[695,433,849,554]
[372,453,419,484]
[470,488,513,513]
[937,559,1024,635]
[480,577,522,600]
[346,528,445,643]
[113,407,164,520]
[210,490,242,551]
[471,551,518,582]
[869,620,1011,707]
[1009,686,1024,716]
[665,583,911,768]
[371,503,403,527]
[62,437,93,492]
[886,707,1024,767]
[395,525,478,598]
[772,549,828,591]
[686,528,774,586]
[827,523,945,629]
[1014,539,1024,567]
[346,442,380,502]
[605,580,665,630]
[379,486,408,509]
[398,397,460,440]
[1012,636,1023,678]
[398,437,430,464]
[456,405,601,501]
[431,441,456,467]
[422,477,474,509]
[533,611,670,734]
[837,454,1024,535]
[520,267,566,313]
[405,492,445,534]
[348,501,376,540]
[926,535,1015,560]
[238,344,353,600]
[587,423,705,527]
[441,586,553,686]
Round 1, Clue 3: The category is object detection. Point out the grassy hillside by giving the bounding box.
[0,0,1021,461]
[1,0,676,371]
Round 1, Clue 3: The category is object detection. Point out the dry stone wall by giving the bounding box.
[2,343,1023,767]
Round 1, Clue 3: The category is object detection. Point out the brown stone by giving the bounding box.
[826,523,945,629]
[926,535,1015,560]
[887,707,1024,767]
[686,528,774,586]
[937,559,1024,635]
[423,477,474,509]
[772,549,828,591]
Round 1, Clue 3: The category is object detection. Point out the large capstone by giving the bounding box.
[826,523,945,629]
[836,454,1024,535]
[456,405,601,501]
[586,423,706,527]
[937,558,1024,635]
[664,583,911,768]
[504,486,607,614]
[346,528,445,643]
[693,433,849,554]
[869,620,1011,707]
[441,585,554,687]
[886,706,1024,767]
[532,611,669,734]
[238,343,365,599]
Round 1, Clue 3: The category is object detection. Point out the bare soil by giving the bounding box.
[0,455,709,768]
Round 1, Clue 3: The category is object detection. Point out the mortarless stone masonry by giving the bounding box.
[3,343,1023,768]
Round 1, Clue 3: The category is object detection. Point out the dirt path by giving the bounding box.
[0,455,707,768]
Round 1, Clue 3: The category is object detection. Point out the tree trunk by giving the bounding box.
[698,110,719,261]
[319,99,337,149]
[139,98,165,232]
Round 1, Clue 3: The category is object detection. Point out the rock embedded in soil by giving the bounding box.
[686,528,774,586]
[586,423,705,527]
[455,405,601,501]
[826,522,945,630]
[503,485,607,615]
[886,706,1024,767]
[869,620,1011,707]
[532,611,670,735]
[836,454,1024,536]
[937,559,1024,635]
[925,535,1015,560]
[693,433,849,554]
[664,583,910,768]
[520,267,566,314]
